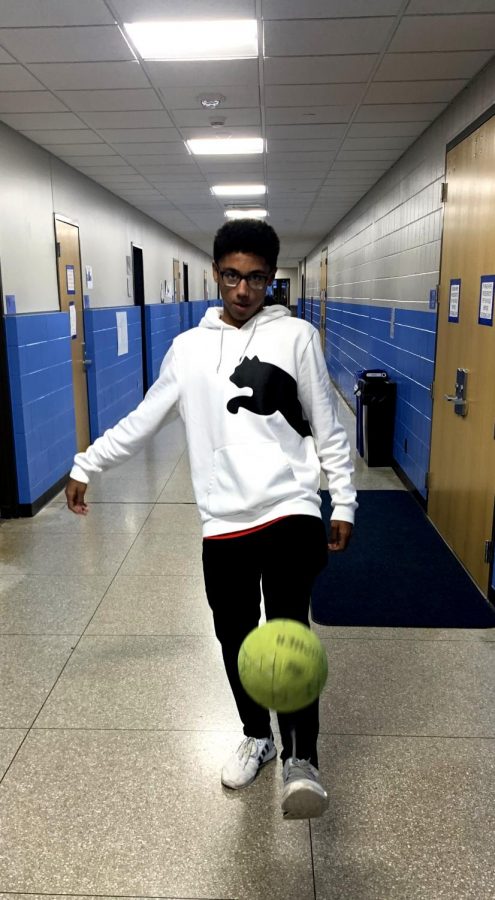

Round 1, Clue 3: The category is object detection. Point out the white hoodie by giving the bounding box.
[71,305,356,536]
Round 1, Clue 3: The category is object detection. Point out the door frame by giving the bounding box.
[427,109,495,596]
[0,261,19,517]
[131,242,148,395]
[53,213,91,451]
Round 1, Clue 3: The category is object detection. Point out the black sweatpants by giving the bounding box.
[202,514,328,768]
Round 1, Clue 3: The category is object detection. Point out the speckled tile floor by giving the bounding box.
[1,407,495,899]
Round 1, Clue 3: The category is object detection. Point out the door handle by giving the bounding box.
[444,367,468,416]
[83,358,93,369]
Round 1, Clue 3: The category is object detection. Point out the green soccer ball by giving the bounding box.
[237,618,328,713]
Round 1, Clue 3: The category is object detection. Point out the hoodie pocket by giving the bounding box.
[206,441,298,519]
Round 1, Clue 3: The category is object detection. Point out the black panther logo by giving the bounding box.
[227,356,312,439]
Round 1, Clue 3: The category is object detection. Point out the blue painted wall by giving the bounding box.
[323,300,436,498]
[5,312,76,505]
[144,303,181,385]
[84,306,143,441]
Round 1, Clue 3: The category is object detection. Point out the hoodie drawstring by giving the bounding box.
[216,321,225,373]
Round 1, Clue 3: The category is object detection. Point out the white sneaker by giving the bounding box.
[221,736,277,789]
[281,757,329,819]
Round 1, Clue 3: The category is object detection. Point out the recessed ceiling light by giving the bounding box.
[186,137,264,155]
[124,20,258,61]
[212,184,266,196]
[224,208,268,219]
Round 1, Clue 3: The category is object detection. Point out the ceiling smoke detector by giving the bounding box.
[199,93,225,109]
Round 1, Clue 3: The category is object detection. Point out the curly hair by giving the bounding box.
[213,219,280,270]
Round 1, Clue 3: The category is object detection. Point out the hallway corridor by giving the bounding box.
[1,395,495,900]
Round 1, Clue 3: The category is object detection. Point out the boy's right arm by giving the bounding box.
[66,347,179,514]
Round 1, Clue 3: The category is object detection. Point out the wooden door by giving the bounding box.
[428,117,495,595]
[55,218,90,451]
[173,258,180,302]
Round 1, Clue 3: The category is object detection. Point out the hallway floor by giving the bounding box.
[1,394,495,900]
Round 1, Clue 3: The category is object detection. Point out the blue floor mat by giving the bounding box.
[311,490,495,628]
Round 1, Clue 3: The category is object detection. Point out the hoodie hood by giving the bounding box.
[199,304,291,330]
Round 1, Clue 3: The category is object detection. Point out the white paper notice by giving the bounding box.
[69,302,77,338]
[66,265,75,294]
[116,311,128,356]
[479,280,494,322]
[85,265,93,289]
[449,282,460,319]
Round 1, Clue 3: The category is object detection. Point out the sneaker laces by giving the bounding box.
[285,758,316,784]
[236,736,261,768]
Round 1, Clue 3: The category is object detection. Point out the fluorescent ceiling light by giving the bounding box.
[225,209,268,219]
[187,138,263,155]
[212,184,266,197]
[124,19,257,61]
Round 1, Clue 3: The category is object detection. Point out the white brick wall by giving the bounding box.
[305,56,495,310]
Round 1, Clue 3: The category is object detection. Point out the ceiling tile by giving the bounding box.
[124,161,198,175]
[389,15,495,52]
[172,108,261,127]
[330,160,389,170]
[57,90,163,112]
[264,17,395,56]
[265,84,363,106]
[375,50,493,81]
[407,0,495,13]
[112,143,196,156]
[112,0,255,18]
[268,180,323,192]
[75,166,135,175]
[49,145,117,157]
[0,48,15,62]
[268,139,341,152]
[355,102,446,122]
[22,129,102,144]
[27,61,148,90]
[341,135,411,149]
[263,0,403,17]
[0,26,133,63]
[0,64,44,90]
[93,174,148,184]
[266,124,347,139]
[0,0,115,26]
[142,171,206,180]
[347,121,430,137]
[263,54,377,84]
[336,148,402,161]
[0,111,83,129]
[0,91,67,113]
[146,59,259,88]
[365,80,467,104]
[79,111,172,129]
[98,128,180,143]
[266,106,352,125]
[180,125,261,139]
[267,150,335,163]
[158,85,260,109]
[65,156,128,167]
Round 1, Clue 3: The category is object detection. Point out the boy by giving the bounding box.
[66,219,356,819]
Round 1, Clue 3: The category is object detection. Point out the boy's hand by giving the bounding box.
[65,478,88,515]
[328,520,352,552]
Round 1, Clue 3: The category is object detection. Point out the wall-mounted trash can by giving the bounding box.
[354,370,396,466]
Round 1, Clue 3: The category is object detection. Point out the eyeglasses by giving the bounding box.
[219,268,270,290]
